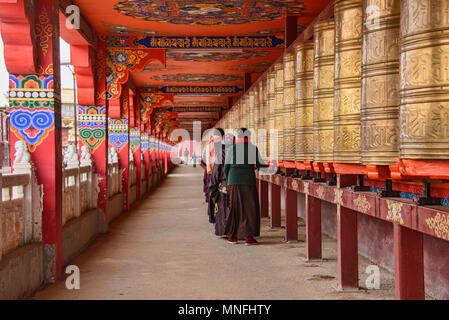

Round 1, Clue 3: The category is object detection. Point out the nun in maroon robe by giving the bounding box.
[208,131,233,236]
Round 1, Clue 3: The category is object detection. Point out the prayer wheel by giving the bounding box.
[313,19,335,163]
[253,86,260,141]
[283,52,296,161]
[400,0,449,159]
[334,0,363,163]
[361,0,400,165]
[295,40,315,162]
[274,61,284,160]
[267,69,276,160]
[259,77,268,157]
[244,94,250,129]
[236,102,242,129]
[248,89,255,131]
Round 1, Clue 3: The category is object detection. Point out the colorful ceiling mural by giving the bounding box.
[114,1,305,25]
[72,0,332,137]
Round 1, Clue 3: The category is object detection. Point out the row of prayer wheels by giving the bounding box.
[217,0,449,165]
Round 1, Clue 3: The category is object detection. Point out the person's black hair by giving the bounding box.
[236,128,251,138]
[214,128,225,137]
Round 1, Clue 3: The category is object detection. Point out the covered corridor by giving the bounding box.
[32,166,396,300]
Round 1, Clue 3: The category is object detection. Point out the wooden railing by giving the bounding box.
[129,160,137,187]
[62,165,95,226]
[108,163,121,198]
[1,174,30,257]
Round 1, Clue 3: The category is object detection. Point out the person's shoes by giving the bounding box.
[227,237,238,244]
[245,237,258,246]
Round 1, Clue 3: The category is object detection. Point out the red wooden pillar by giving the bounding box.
[394,224,425,300]
[285,188,298,242]
[5,0,63,281]
[141,131,150,193]
[260,179,269,218]
[162,143,168,174]
[131,127,141,199]
[270,182,281,228]
[306,195,321,260]
[75,38,109,228]
[337,206,359,289]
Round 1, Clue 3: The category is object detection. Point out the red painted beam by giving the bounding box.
[285,15,298,48]
[0,0,36,74]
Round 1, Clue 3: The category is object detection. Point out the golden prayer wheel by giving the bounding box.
[236,102,241,129]
[334,0,363,163]
[400,0,449,159]
[295,40,315,162]
[248,89,255,131]
[283,52,296,161]
[313,19,335,163]
[253,86,260,142]
[267,69,276,160]
[244,95,250,129]
[274,61,284,160]
[259,78,268,157]
[361,0,400,165]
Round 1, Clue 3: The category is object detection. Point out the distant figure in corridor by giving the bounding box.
[224,128,267,245]
[208,129,234,237]
[183,149,189,166]
[192,153,197,168]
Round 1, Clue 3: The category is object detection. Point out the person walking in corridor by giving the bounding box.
[224,128,267,245]
[209,129,234,237]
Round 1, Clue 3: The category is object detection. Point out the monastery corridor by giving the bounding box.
[31,166,397,300]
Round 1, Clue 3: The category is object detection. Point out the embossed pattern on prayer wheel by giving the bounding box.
[313,19,335,163]
[334,0,363,163]
[283,52,296,161]
[400,0,449,159]
[236,102,242,129]
[248,90,255,131]
[253,87,260,139]
[295,40,315,162]
[274,62,284,160]
[259,78,268,157]
[361,0,400,165]
[267,70,276,159]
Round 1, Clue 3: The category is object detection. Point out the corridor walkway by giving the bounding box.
[32,166,396,300]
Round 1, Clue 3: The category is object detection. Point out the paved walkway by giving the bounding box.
[32,166,396,300]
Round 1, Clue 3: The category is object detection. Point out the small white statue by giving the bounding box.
[64,144,79,168]
[13,140,32,172]
[14,140,31,165]
[80,145,92,166]
[109,147,118,164]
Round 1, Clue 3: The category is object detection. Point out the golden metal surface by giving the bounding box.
[313,19,335,163]
[274,62,284,159]
[361,0,400,165]
[259,78,268,157]
[400,0,449,159]
[283,52,296,161]
[267,70,276,159]
[295,40,315,162]
[253,86,260,141]
[334,0,363,163]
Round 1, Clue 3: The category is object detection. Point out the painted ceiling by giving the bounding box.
[73,0,332,136]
